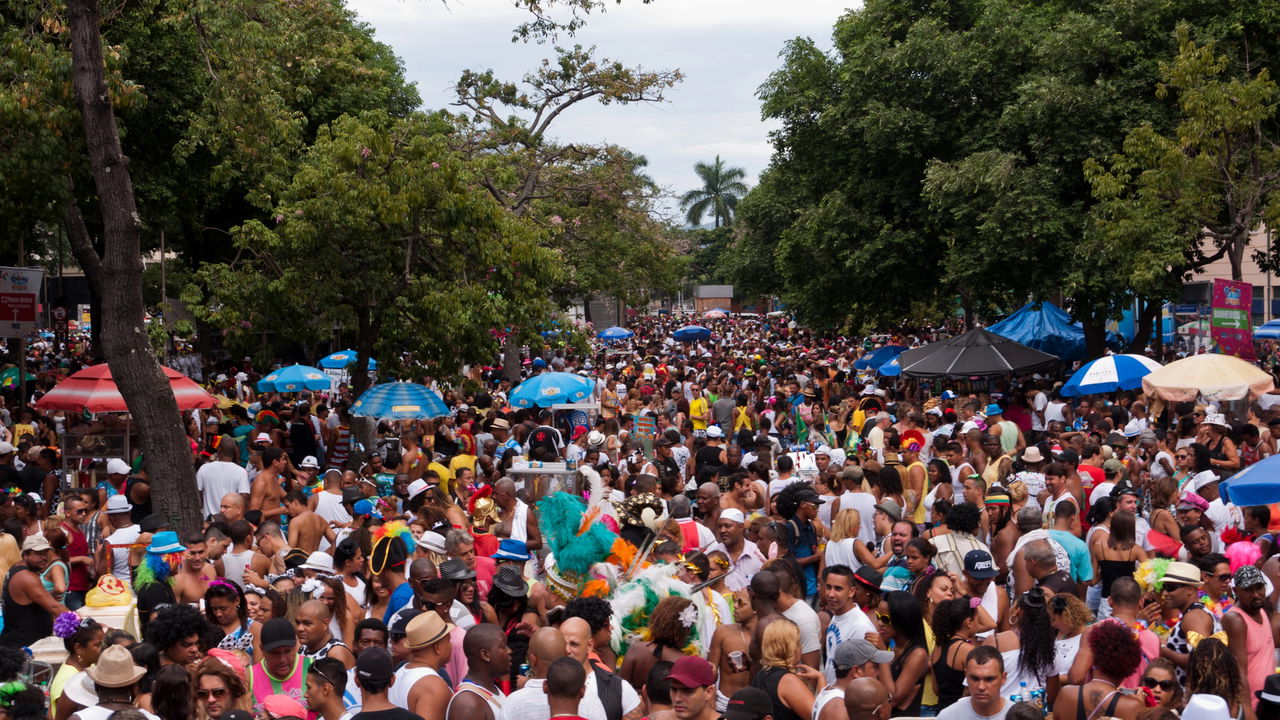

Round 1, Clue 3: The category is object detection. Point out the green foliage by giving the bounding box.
[679,156,749,228]
[685,226,735,285]
[739,0,1280,335]
[452,45,685,309]
[190,111,562,378]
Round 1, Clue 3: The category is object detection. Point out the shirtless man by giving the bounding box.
[250,447,289,522]
[174,531,218,603]
[708,590,756,713]
[247,521,288,584]
[718,471,761,514]
[984,487,1019,583]
[398,433,427,482]
[492,479,542,551]
[284,490,334,554]
[220,493,246,524]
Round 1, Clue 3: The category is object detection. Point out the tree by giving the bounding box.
[66,0,202,530]
[191,111,563,397]
[679,156,749,228]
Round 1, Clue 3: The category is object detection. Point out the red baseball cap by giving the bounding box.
[665,655,715,688]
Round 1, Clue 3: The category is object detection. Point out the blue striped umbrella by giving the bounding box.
[351,382,450,419]
[256,364,331,393]
[509,372,595,408]
[319,350,378,369]
[1060,354,1162,396]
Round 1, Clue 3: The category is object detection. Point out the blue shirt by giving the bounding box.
[1048,529,1094,583]
[382,581,414,624]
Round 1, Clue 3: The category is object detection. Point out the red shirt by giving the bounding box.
[61,522,90,592]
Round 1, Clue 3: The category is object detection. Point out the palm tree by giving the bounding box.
[679,156,749,228]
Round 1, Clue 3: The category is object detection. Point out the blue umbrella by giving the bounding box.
[1060,354,1163,396]
[672,325,711,342]
[1257,319,1280,340]
[1222,454,1280,506]
[597,326,634,341]
[510,372,595,409]
[854,345,907,370]
[351,382,449,419]
[319,350,378,370]
[257,364,331,393]
[877,358,901,377]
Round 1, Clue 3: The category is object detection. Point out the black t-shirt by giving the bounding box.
[1038,570,1078,597]
[527,425,561,457]
[14,465,41,494]
[353,708,425,720]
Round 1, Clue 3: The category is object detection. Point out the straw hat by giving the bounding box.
[86,645,147,688]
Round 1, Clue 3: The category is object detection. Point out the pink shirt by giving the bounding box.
[444,624,469,687]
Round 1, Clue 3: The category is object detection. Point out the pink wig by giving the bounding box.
[1225,540,1262,572]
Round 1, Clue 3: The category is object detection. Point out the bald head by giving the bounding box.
[698,482,720,497]
[845,678,890,720]
[561,617,592,667]
[409,558,437,583]
[220,493,245,521]
[299,599,331,621]
[528,627,566,677]
[463,623,507,664]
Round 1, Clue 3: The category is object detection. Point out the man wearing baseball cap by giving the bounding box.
[666,656,717,720]
[721,688,773,720]
[814,639,892,720]
[1223,564,1275,703]
[0,534,67,648]
[351,648,419,720]
[961,548,1006,628]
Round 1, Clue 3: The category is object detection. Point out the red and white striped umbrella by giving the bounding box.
[35,363,216,413]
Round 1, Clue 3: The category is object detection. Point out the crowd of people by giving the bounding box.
[0,314,1275,720]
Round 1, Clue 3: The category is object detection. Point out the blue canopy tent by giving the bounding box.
[987,301,1087,361]
[854,345,906,371]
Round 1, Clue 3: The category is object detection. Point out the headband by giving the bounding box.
[984,494,1010,506]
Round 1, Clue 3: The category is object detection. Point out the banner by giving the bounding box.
[1211,278,1254,359]
[0,267,44,338]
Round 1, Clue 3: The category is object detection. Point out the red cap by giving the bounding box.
[572,425,588,440]
[665,655,715,688]
[263,694,306,719]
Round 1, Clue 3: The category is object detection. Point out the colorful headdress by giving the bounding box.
[134,548,184,589]
[255,410,280,426]
[1134,558,1172,593]
[901,429,925,453]
[369,521,412,574]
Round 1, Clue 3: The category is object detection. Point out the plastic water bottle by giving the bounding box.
[1030,688,1046,713]
[1020,681,1029,699]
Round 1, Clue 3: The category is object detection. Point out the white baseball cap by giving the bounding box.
[0,442,15,455]
[106,458,131,476]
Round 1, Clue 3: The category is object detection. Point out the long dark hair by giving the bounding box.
[932,596,977,647]
[884,591,927,650]
[151,664,193,720]
[1015,589,1056,682]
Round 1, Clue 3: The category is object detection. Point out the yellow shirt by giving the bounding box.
[428,461,452,494]
[690,397,709,430]
[922,622,938,706]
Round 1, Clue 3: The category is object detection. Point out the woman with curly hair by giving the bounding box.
[930,597,981,712]
[205,580,254,657]
[619,596,695,691]
[983,588,1056,698]
[1186,638,1254,720]
[1048,593,1092,684]
[1054,621,1149,720]
[193,655,251,720]
[144,603,209,667]
[750,619,823,720]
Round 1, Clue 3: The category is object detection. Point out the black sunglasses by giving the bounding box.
[1141,677,1176,691]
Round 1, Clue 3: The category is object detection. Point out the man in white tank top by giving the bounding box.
[97,496,139,588]
[814,639,892,720]
[220,519,256,590]
[389,611,454,717]
[312,471,353,526]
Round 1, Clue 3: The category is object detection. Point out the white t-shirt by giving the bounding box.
[502,679,550,720]
[195,460,250,519]
[824,538,863,572]
[782,600,823,656]
[937,697,1011,720]
[1090,482,1116,506]
[769,476,804,498]
[1045,401,1068,425]
[823,605,876,682]
[1030,392,1048,431]
[104,525,141,586]
[1150,450,1175,480]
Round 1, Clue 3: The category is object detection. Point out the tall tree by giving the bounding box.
[679,156,749,228]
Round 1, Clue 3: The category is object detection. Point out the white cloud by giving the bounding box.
[347,0,857,214]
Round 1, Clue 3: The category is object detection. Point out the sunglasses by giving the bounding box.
[1141,677,1176,691]
[420,600,440,611]
[199,688,229,700]
[876,612,890,624]
[1215,573,1233,582]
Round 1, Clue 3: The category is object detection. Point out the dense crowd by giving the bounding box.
[0,315,1274,720]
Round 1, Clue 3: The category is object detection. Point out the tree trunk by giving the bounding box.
[1128,297,1157,353]
[1230,230,1247,281]
[68,0,202,532]
[1082,318,1107,359]
[63,200,106,363]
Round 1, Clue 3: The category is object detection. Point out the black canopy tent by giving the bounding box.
[897,327,1060,379]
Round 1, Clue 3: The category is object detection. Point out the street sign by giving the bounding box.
[0,268,44,338]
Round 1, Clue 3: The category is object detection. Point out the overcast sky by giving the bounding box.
[345,0,856,220]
